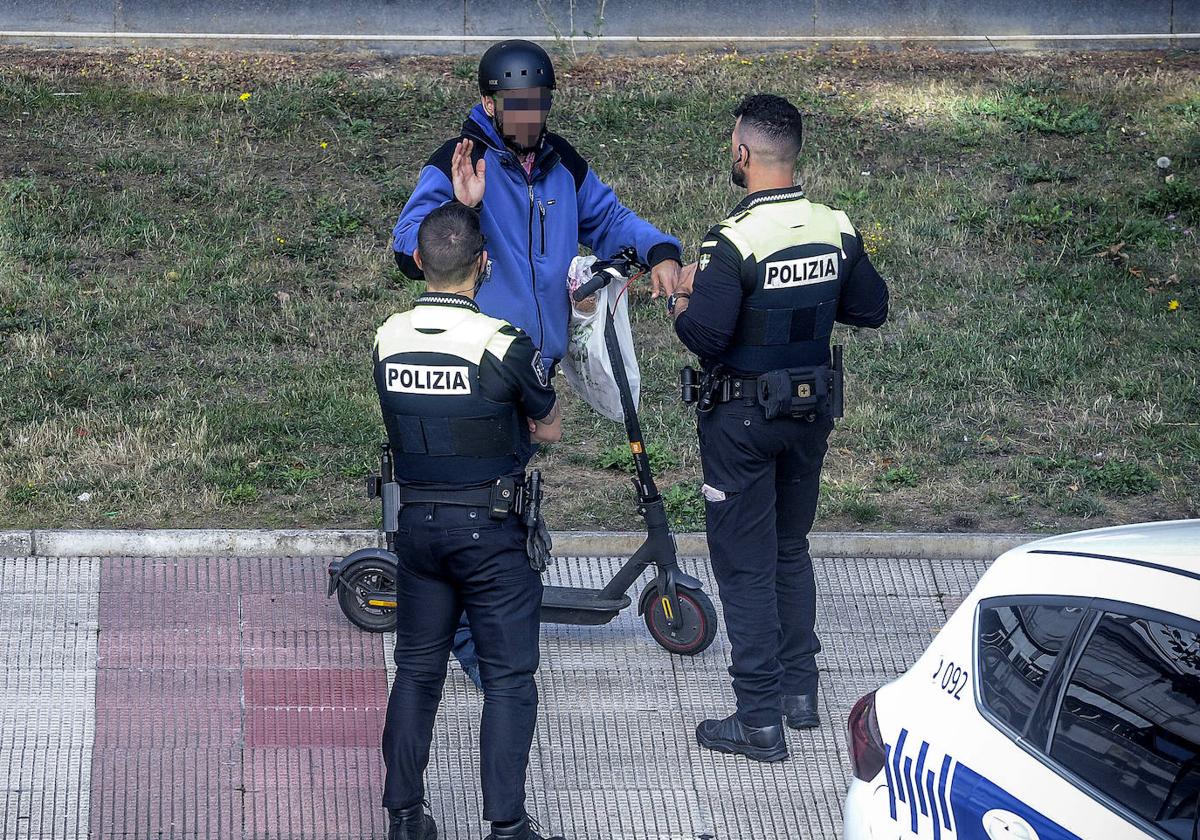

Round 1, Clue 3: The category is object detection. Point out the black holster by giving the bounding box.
[521,469,552,573]
[679,365,729,413]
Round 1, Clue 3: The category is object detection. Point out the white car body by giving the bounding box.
[844,520,1200,840]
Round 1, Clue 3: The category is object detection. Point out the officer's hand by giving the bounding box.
[451,139,486,207]
[677,261,697,295]
[650,259,682,299]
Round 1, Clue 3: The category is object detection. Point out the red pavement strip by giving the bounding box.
[90,557,390,839]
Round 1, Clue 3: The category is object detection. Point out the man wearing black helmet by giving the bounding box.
[391,39,683,688]
[393,39,682,369]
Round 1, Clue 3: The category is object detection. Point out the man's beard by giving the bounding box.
[507,135,542,154]
[730,160,747,188]
[497,118,546,154]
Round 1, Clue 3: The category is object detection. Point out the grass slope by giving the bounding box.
[1,47,1197,533]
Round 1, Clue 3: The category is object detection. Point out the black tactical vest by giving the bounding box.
[716,192,855,375]
[374,301,524,486]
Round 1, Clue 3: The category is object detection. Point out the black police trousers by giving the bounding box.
[697,401,833,728]
[381,502,542,823]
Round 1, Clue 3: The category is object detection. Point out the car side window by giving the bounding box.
[977,601,1086,735]
[1050,611,1200,840]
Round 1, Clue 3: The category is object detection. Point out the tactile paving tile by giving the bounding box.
[0,557,98,840]
[533,787,707,840]
[97,590,240,630]
[534,708,695,791]
[238,556,341,594]
[241,592,351,631]
[817,556,941,597]
[2,551,990,840]
[99,556,243,593]
[246,707,384,748]
[814,631,929,676]
[0,630,99,671]
[0,557,100,593]
[97,627,242,668]
[929,557,993,599]
[0,592,100,633]
[1,746,93,840]
[241,627,384,669]
[94,667,242,710]
[816,592,946,636]
[243,747,386,839]
[244,667,388,708]
[89,747,244,840]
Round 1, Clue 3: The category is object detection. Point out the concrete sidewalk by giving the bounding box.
[0,550,990,840]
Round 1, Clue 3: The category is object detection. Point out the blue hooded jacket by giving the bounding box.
[392,104,681,368]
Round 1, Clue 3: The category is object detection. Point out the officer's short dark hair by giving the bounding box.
[733,94,803,163]
[416,202,485,288]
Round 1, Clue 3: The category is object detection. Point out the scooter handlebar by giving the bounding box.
[572,247,649,302]
[573,271,611,302]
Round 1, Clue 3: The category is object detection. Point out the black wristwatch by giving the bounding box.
[667,293,690,315]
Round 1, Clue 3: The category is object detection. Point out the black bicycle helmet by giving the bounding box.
[478,40,556,94]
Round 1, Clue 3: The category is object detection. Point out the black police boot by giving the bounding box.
[782,693,821,730]
[695,713,788,762]
[484,815,566,840]
[388,802,437,840]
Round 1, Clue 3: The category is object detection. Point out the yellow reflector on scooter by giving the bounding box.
[367,599,397,608]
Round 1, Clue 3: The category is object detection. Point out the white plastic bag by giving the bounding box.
[561,255,641,422]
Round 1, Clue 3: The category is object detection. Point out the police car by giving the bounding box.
[843,520,1200,840]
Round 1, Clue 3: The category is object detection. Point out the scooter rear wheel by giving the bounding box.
[642,585,718,656]
[336,559,397,633]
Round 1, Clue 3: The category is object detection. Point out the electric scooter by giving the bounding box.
[327,248,718,656]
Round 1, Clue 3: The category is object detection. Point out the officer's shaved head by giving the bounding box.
[732,94,804,167]
[415,202,486,289]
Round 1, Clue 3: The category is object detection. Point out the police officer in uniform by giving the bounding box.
[669,94,888,762]
[376,203,566,840]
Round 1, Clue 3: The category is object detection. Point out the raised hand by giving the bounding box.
[451,139,486,207]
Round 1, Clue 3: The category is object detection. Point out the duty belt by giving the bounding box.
[397,477,524,520]
[704,375,761,408]
[393,473,552,573]
[680,346,845,420]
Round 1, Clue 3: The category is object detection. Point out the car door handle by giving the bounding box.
[982,808,1040,840]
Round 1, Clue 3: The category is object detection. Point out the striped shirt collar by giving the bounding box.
[415,292,480,313]
[733,185,807,213]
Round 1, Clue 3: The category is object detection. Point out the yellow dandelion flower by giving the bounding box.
[1167,299,1180,311]
[239,92,252,102]
[320,141,329,149]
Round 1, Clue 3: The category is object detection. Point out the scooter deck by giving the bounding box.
[540,585,631,626]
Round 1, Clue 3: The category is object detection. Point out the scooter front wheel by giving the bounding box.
[336,559,397,633]
[641,585,718,656]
